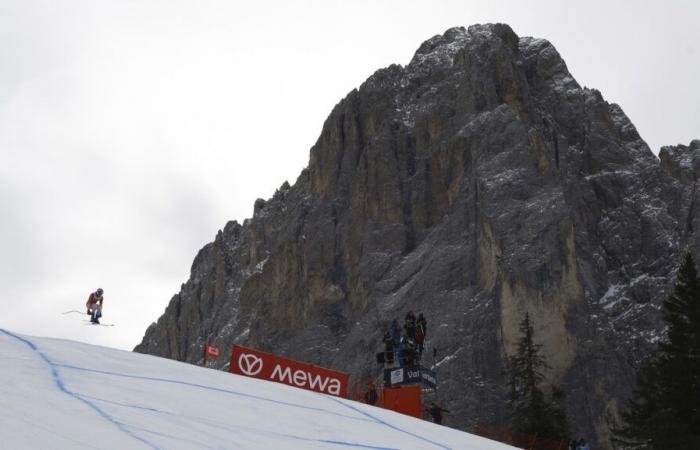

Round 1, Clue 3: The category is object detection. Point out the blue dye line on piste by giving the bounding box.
[85,393,400,450]
[327,396,453,450]
[53,362,377,424]
[77,394,165,413]
[129,417,401,450]
[280,433,400,450]
[0,329,409,449]
[64,362,452,449]
[0,328,161,450]
[317,440,399,450]
[125,423,225,450]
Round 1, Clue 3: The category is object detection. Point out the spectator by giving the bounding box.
[404,311,417,340]
[403,337,416,366]
[426,403,449,425]
[417,313,427,336]
[397,337,406,366]
[382,330,395,365]
[364,383,378,406]
[391,319,402,347]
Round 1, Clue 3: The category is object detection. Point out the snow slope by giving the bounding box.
[0,328,518,450]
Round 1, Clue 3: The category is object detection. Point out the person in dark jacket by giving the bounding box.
[417,313,427,336]
[397,338,406,366]
[426,403,449,424]
[402,337,416,366]
[404,311,417,340]
[391,319,401,346]
[364,383,378,406]
[382,330,395,364]
[415,332,425,359]
[415,313,427,357]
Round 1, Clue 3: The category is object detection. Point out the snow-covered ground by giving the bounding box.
[0,328,517,450]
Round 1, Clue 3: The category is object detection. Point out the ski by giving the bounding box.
[84,321,115,327]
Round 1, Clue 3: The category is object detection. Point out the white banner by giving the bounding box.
[390,368,404,385]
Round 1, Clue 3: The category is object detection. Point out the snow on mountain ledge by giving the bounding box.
[408,26,469,71]
[660,140,700,183]
[0,328,517,450]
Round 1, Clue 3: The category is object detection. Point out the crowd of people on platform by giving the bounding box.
[380,311,427,367]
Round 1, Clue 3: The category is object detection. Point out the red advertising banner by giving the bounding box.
[229,345,349,398]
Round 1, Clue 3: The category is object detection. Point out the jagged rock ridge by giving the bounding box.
[135,24,699,449]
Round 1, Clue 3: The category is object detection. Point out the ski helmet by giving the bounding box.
[96,288,103,296]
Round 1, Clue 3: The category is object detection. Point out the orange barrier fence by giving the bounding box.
[382,385,422,418]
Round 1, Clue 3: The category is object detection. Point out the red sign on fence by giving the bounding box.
[229,345,349,398]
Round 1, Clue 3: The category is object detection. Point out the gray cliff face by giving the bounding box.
[134,24,699,449]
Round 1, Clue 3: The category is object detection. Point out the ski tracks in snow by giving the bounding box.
[0,328,160,449]
[0,328,454,450]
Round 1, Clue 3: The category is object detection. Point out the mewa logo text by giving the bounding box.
[269,364,342,396]
[230,345,348,398]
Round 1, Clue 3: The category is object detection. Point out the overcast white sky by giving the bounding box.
[1,0,698,351]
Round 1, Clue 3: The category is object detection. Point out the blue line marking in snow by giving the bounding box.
[231,424,401,450]
[0,329,406,450]
[89,394,399,450]
[54,362,377,424]
[0,329,161,450]
[317,439,399,450]
[125,423,224,450]
[77,394,165,413]
[64,351,450,450]
[130,419,401,450]
[282,434,400,450]
[327,396,453,450]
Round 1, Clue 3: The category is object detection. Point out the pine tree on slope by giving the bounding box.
[616,252,700,449]
[506,312,569,445]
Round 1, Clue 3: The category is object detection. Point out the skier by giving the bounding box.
[426,403,449,425]
[86,288,104,324]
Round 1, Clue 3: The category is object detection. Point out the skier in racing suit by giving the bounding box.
[86,288,104,324]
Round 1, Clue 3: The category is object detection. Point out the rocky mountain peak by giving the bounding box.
[660,139,700,182]
[409,25,469,69]
[135,25,698,450]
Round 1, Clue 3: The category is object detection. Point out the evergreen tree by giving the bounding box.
[616,252,700,449]
[506,312,569,444]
